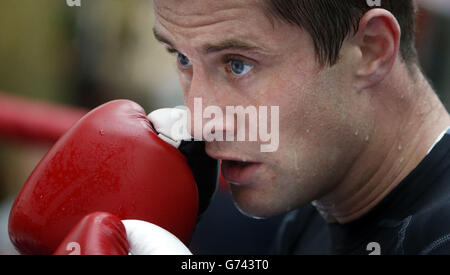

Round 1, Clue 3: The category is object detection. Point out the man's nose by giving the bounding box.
[185,69,217,140]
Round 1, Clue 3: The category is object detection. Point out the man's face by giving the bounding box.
[153,0,372,218]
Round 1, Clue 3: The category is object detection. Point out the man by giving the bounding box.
[150,0,450,255]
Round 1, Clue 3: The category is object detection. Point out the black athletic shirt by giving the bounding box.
[273,129,450,255]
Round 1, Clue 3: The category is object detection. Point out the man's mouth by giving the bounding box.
[221,159,261,186]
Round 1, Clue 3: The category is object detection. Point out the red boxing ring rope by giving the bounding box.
[0,93,87,144]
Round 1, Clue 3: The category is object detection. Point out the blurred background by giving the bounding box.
[0,0,449,254]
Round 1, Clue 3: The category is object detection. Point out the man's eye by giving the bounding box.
[229,59,253,76]
[177,53,192,67]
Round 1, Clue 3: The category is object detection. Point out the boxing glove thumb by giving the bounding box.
[54,212,129,255]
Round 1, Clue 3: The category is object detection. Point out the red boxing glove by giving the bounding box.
[9,100,199,255]
[53,212,129,255]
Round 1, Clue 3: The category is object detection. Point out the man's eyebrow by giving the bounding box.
[203,40,263,54]
[153,27,175,48]
[153,27,263,54]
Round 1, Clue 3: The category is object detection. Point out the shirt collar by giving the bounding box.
[427,127,450,155]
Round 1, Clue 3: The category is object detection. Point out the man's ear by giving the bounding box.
[352,9,401,90]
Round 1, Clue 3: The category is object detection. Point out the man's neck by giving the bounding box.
[313,65,450,224]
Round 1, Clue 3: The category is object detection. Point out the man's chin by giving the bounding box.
[229,186,285,219]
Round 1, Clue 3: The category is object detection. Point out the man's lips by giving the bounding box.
[221,159,261,186]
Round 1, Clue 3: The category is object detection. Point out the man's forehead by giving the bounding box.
[152,0,279,53]
[153,0,265,17]
[153,0,271,31]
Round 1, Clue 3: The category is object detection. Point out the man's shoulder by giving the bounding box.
[402,201,450,254]
[398,142,450,254]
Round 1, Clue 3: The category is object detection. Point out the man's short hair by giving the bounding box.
[265,0,418,67]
